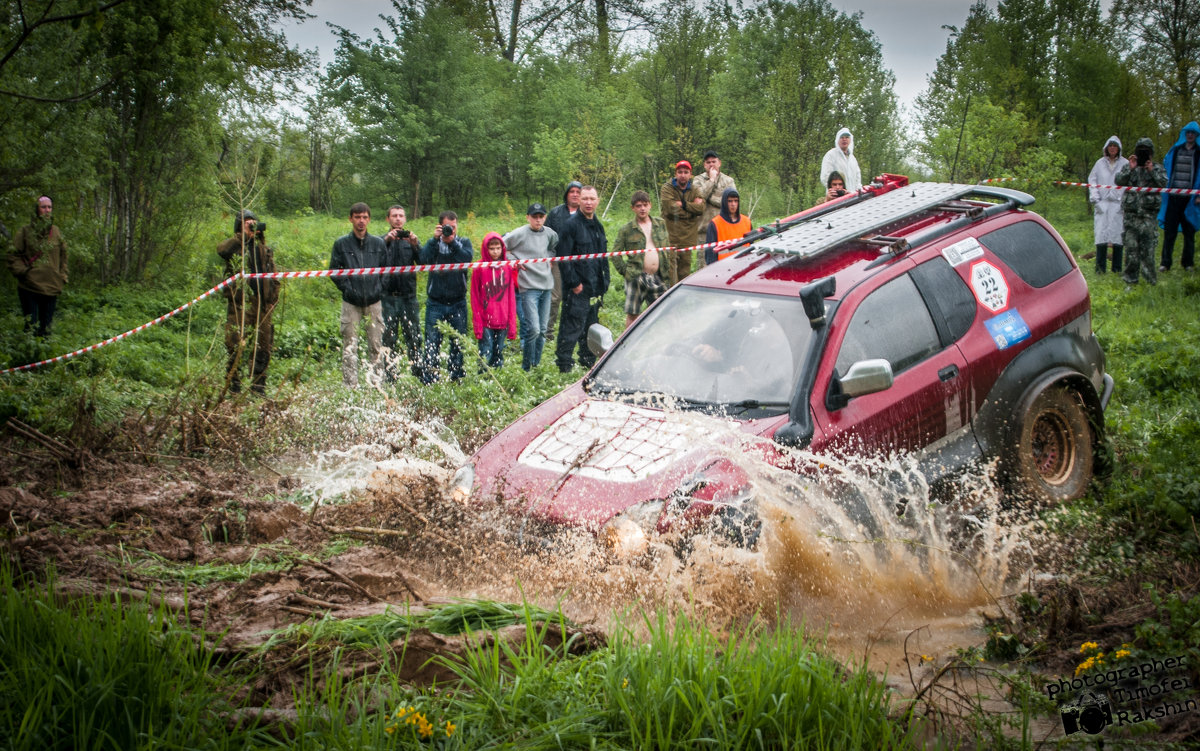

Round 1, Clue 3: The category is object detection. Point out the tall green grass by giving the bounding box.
[0,561,271,750]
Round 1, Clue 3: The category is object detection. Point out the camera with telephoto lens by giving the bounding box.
[1059,691,1113,735]
[441,224,454,238]
[254,221,266,234]
[1134,146,1151,165]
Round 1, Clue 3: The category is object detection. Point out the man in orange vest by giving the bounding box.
[703,188,752,264]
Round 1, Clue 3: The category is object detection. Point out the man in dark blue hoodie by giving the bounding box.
[419,210,473,383]
[330,202,386,388]
[544,180,582,342]
[555,185,609,373]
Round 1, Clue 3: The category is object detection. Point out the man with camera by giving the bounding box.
[555,185,609,373]
[380,205,422,381]
[418,210,473,383]
[1116,138,1168,287]
[330,202,386,388]
[216,210,278,394]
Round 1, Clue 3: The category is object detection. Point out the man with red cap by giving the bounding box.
[659,160,704,285]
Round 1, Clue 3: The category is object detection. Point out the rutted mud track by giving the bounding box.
[0,455,608,714]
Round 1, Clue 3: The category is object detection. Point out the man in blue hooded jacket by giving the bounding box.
[1157,121,1200,271]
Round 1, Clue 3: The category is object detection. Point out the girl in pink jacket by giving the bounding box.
[471,232,518,370]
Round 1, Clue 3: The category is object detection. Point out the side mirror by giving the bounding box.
[827,358,894,410]
[587,324,614,356]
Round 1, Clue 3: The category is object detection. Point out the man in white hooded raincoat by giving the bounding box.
[820,128,862,192]
[1088,135,1125,274]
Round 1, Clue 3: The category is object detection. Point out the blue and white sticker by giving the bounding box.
[984,309,1031,350]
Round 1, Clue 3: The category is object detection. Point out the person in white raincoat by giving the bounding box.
[1088,135,1125,274]
[820,128,862,192]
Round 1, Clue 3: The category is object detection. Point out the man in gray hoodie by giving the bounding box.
[503,203,558,370]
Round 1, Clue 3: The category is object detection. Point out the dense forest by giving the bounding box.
[1,0,1196,284]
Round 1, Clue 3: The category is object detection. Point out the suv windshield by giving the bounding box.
[590,287,812,411]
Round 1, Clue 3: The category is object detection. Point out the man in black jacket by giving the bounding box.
[419,210,474,383]
[329,202,385,388]
[380,205,422,380]
[555,185,609,373]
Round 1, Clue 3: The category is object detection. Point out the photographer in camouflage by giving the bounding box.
[217,211,279,393]
[1116,138,1168,288]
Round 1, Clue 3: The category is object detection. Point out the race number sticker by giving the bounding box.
[983,309,1031,350]
[941,237,985,267]
[969,261,1009,312]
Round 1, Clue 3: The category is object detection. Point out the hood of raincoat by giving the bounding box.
[834,127,854,155]
[1101,135,1122,158]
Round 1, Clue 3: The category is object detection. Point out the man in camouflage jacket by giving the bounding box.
[1116,138,1168,287]
[217,211,279,393]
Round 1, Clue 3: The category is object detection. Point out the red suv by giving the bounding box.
[452,176,1113,552]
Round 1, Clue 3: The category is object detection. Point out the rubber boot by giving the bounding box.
[1111,245,1123,274]
[1095,244,1107,274]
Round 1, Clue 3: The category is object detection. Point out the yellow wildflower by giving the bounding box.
[444,720,456,737]
[418,717,434,738]
[1076,655,1103,676]
[1115,649,1131,659]
[1079,641,1099,653]
[921,654,933,663]
[385,725,395,736]
[622,678,629,688]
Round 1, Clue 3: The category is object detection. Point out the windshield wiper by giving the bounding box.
[725,399,790,415]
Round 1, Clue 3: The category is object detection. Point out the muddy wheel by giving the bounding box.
[1008,387,1094,505]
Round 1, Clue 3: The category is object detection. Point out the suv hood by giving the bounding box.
[470,384,782,528]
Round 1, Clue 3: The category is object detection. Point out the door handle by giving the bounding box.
[938,365,959,382]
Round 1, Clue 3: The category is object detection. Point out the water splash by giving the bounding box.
[289,402,1038,666]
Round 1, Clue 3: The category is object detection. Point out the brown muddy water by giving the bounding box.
[293,403,1041,681]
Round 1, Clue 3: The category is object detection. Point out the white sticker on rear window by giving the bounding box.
[942,237,985,266]
[969,260,1010,312]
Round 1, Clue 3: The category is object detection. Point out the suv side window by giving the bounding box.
[911,257,976,346]
[978,220,1073,288]
[836,274,941,375]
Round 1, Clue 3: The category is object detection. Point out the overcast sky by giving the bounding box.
[282,0,1112,122]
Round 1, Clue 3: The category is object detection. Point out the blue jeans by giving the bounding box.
[478,328,508,370]
[423,298,467,383]
[517,288,552,370]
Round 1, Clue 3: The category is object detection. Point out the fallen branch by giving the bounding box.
[310,559,424,605]
[289,593,340,610]
[323,524,408,539]
[5,418,80,464]
[309,561,386,603]
[280,605,318,618]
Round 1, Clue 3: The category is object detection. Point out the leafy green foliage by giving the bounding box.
[1134,584,1200,662]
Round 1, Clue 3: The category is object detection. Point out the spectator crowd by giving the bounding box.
[9,121,1200,392]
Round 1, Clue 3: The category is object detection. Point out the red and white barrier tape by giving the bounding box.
[980,176,1200,195]
[1,276,240,374]
[1,239,740,375]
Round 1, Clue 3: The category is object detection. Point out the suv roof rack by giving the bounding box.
[749,182,1033,260]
